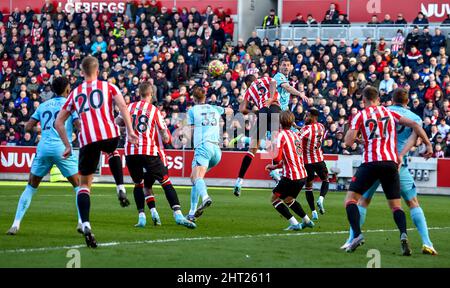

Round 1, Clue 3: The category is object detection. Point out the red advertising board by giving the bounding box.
[0,0,237,15]
[282,0,450,23]
[0,146,339,181]
[437,159,450,188]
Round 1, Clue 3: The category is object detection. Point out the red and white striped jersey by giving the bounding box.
[275,129,308,180]
[350,105,402,164]
[299,122,325,164]
[124,100,168,165]
[62,80,120,147]
[244,77,278,110]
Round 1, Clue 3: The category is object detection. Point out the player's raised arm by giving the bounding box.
[397,116,433,158]
[264,78,279,107]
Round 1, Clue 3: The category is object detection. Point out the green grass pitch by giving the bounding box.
[0,181,449,268]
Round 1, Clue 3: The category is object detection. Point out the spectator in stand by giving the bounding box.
[322,14,333,25]
[306,14,318,26]
[221,15,234,40]
[368,15,380,26]
[246,31,261,48]
[379,72,396,93]
[424,80,442,102]
[211,21,225,52]
[351,38,362,55]
[262,9,280,29]
[291,14,307,25]
[376,37,387,54]
[41,0,55,15]
[324,3,340,22]
[333,14,350,25]
[413,12,429,25]
[418,26,432,54]
[431,28,447,56]
[405,26,420,52]
[363,37,377,57]
[395,13,408,25]
[407,46,422,70]
[391,29,405,56]
[438,118,450,136]
[442,14,450,25]
[382,14,394,24]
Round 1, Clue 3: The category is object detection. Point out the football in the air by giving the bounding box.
[208,60,225,77]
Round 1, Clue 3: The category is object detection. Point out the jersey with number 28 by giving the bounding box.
[31,96,77,154]
[62,80,120,147]
[188,104,224,148]
[351,105,402,164]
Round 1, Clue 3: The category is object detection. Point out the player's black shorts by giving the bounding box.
[349,161,400,200]
[125,154,168,186]
[255,104,282,142]
[273,177,306,200]
[305,161,329,183]
[78,137,120,176]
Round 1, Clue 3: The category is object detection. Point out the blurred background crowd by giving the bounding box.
[0,1,449,158]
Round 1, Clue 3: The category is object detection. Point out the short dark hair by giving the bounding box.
[244,74,256,87]
[279,56,291,65]
[52,76,70,95]
[308,108,320,118]
[392,88,409,105]
[280,111,295,129]
[362,86,379,102]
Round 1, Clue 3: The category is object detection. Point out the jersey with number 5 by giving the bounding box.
[62,80,121,147]
[351,105,402,164]
[124,100,167,163]
[31,96,77,155]
[188,104,224,148]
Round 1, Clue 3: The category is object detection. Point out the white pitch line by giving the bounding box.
[1,226,449,254]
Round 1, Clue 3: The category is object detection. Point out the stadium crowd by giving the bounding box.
[0,1,450,158]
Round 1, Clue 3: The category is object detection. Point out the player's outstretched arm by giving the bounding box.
[280,83,309,102]
[24,119,38,133]
[398,117,433,158]
[55,110,72,159]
